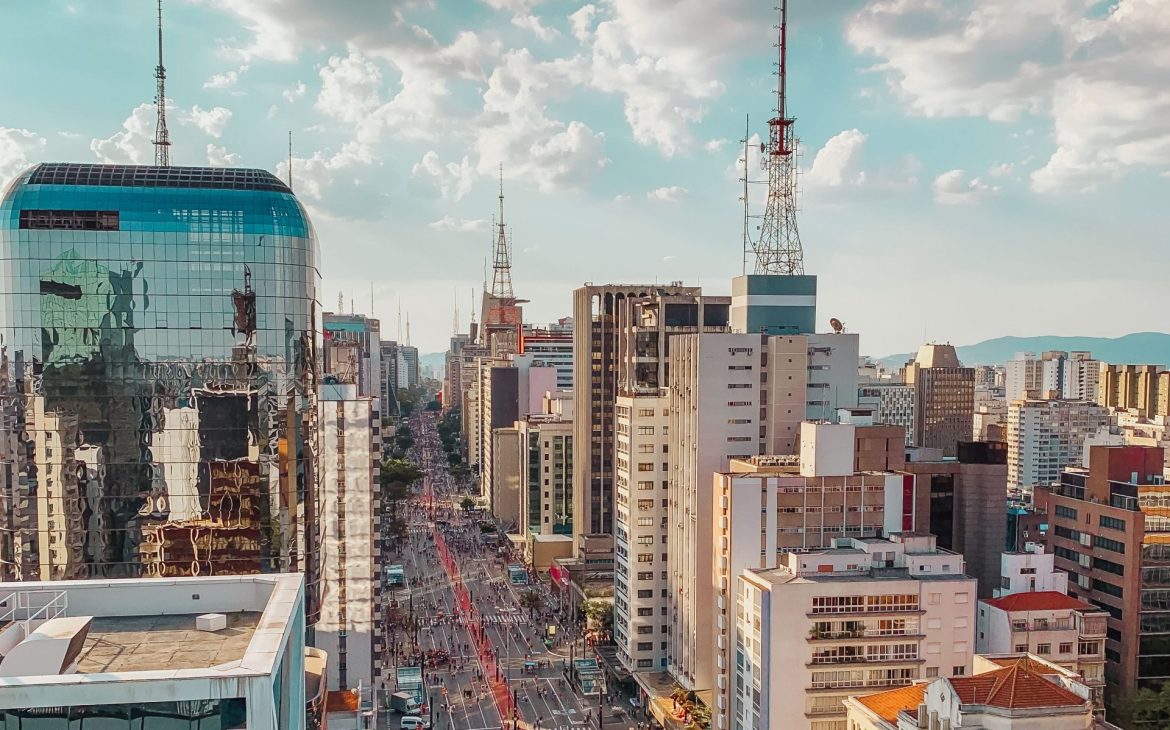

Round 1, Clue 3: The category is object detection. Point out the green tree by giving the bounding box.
[460,496,476,512]
[582,599,614,634]
[520,589,543,618]
[425,399,441,411]
[1114,684,1170,728]
[379,458,423,545]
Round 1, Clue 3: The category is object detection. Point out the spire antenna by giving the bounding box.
[751,0,804,275]
[153,0,172,167]
[491,163,514,299]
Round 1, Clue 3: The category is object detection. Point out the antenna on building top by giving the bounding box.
[337,291,343,313]
[491,164,515,299]
[740,113,751,276]
[397,299,402,341]
[369,282,374,318]
[751,0,804,275]
[153,0,172,167]
[452,290,460,335]
[470,288,476,324]
[405,312,412,347]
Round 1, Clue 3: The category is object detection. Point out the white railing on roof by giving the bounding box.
[0,589,69,634]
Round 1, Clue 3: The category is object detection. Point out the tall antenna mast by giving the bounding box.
[337,291,343,313]
[491,164,515,299]
[752,0,804,275]
[397,299,402,342]
[452,291,459,335]
[470,288,476,324]
[405,313,412,347]
[153,0,172,166]
[740,113,751,276]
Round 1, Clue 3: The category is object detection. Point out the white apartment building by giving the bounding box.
[667,332,860,692]
[614,393,671,673]
[1006,351,1100,403]
[1006,399,1110,492]
[709,422,920,729]
[318,383,381,692]
[858,383,915,445]
[733,534,976,730]
[975,545,1108,705]
[1063,352,1101,401]
[0,574,312,730]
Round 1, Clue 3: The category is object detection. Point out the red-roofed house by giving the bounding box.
[844,658,1099,729]
[976,591,1107,706]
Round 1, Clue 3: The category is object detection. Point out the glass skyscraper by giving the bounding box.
[0,164,321,614]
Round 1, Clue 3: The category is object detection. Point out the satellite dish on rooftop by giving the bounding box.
[829,318,845,334]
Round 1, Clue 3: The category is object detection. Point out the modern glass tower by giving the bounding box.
[0,164,321,615]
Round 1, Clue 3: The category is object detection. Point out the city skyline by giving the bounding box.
[1,1,1167,354]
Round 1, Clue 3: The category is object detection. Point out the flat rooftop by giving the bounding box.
[77,612,261,673]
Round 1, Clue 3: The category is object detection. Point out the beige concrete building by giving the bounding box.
[1099,363,1169,417]
[708,421,921,729]
[733,533,976,730]
[1006,399,1109,494]
[903,344,975,458]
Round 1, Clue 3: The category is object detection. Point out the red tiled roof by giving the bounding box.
[950,665,1087,710]
[854,683,927,723]
[985,655,1062,675]
[982,591,1096,613]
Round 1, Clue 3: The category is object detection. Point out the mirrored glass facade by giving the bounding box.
[0,165,321,609]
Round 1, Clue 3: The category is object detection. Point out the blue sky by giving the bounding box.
[2,0,1167,355]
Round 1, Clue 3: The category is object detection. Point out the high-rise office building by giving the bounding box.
[518,399,574,540]
[1005,350,1101,404]
[379,340,399,419]
[1042,444,1168,698]
[1006,399,1109,493]
[522,319,573,390]
[611,291,730,675]
[733,533,976,729]
[397,344,419,389]
[0,165,321,619]
[322,312,381,404]
[442,332,470,412]
[903,344,975,457]
[858,383,915,445]
[317,382,383,692]
[666,331,860,691]
[572,283,699,542]
[903,441,1008,599]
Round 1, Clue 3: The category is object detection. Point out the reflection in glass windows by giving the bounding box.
[0,699,247,730]
[0,164,321,621]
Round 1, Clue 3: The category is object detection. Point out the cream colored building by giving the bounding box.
[1006,399,1109,493]
[733,533,976,730]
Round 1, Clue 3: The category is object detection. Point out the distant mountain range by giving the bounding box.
[420,351,446,372]
[878,332,1170,369]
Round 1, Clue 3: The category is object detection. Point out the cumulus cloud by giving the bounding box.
[569,4,598,42]
[206,143,240,166]
[805,129,868,188]
[428,216,489,232]
[184,106,233,137]
[613,194,631,203]
[90,103,155,163]
[847,0,1170,192]
[203,66,246,90]
[283,81,307,102]
[411,151,475,200]
[512,13,559,41]
[704,138,729,153]
[932,169,999,204]
[275,141,375,201]
[0,127,47,190]
[647,185,688,202]
[316,53,382,124]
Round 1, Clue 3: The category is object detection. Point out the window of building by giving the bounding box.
[1054,505,1078,520]
[638,426,655,435]
[1099,515,1127,532]
[19,209,120,230]
[637,608,653,616]
[1059,642,1074,654]
[925,667,938,678]
[637,554,653,563]
[952,666,966,677]
[638,463,654,472]
[1014,644,1028,652]
[1036,643,1051,655]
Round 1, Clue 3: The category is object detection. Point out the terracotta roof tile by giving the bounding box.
[854,683,927,723]
[950,665,1087,710]
[982,591,1097,613]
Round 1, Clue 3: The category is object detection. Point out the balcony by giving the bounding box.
[807,629,925,642]
[808,677,915,692]
[807,655,923,667]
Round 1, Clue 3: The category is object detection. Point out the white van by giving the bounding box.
[399,717,431,730]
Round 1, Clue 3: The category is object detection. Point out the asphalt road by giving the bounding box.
[387,411,629,730]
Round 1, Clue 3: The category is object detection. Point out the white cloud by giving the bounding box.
[203,66,246,90]
[90,103,155,163]
[276,141,375,201]
[512,13,560,41]
[0,127,46,190]
[805,129,868,188]
[932,169,999,204]
[316,53,382,124]
[206,143,240,167]
[989,162,1015,177]
[569,4,598,42]
[428,216,489,232]
[647,185,688,202]
[184,106,233,137]
[613,194,631,203]
[283,81,307,102]
[411,151,475,200]
[847,0,1170,192]
[704,138,729,153]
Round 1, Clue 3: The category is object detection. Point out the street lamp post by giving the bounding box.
[597,682,604,729]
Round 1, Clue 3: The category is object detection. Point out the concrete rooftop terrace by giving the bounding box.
[76,612,262,673]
